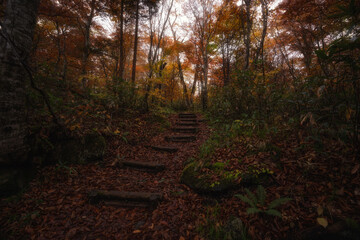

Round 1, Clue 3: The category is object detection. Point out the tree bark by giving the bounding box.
[0,0,40,165]
[81,0,96,90]
[253,0,268,70]
[118,0,125,81]
[244,0,252,70]
[131,0,140,93]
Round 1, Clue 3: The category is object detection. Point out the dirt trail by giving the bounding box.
[1,113,211,240]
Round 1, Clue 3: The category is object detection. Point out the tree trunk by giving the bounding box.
[0,0,40,165]
[81,0,96,90]
[202,53,208,110]
[253,0,268,70]
[131,0,140,95]
[244,0,252,70]
[119,0,125,81]
[169,21,190,107]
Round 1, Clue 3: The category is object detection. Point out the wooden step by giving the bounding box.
[172,127,198,133]
[122,161,165,171]
[179,113,197,118]
[176,122,199,126]
[179,119,198,122]
[89,190,163,208]
[147,145,178,153]
[165,135,196,142]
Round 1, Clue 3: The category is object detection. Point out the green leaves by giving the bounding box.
[265,209,282,217]
[257,185,266,206]
[268,197,292,209]
[246,208,261,215]
[235,185,291,218]
[235,194,255,208]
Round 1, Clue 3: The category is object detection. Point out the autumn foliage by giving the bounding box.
[1,0,360,239]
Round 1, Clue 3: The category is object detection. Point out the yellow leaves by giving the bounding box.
[70,124,81,131]
[316,205,328,228]
[345,108,353,121]
[316,206,323,215]
[317,217,328,228]
[351,164,360,175]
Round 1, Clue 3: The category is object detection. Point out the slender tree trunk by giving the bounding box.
[202,53,209,110]
[244,0,252,70]
[169,21,190,107]
[131,0,140,95]
[253,0,268,69]
[62,35,68,86]
[81,0,96,90]
[0,0,40,165]
[190,65,199,104]
[119,0,124,81]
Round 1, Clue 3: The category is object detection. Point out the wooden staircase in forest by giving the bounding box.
[91,113,200,208]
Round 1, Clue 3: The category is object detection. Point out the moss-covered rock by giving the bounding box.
[180,162,238,194]
[181,161,274,194]
[224,217,247,240]
[84,132,106,162]
[50,132,106,164]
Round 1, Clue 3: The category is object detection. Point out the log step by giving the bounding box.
[148,145,178,152]
[179,119,198,122]
[176,122,199,126]
[122,161,165,171]
[89,190,163,208]
[165,135,196,142]
[172,127,198,133]
[179,113,197,118]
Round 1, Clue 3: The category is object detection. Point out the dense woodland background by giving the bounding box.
[0,0,360,239]
[1,0,359,142]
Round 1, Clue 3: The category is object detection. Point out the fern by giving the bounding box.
[245,188,257,206]
[234,194,255,208]
[235,185,291,218]
[246,208,261,214]
[265,209,282,217]
[257,185,266,206]
[268,197,291,209]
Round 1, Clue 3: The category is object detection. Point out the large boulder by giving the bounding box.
[181,162,273,194]
[224,217,248,240]
[180,162,238,194]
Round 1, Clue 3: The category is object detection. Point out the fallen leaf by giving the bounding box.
[317,218,328,228]
[336,187,344,196]
[354,188,360,196]
[317,206,323,216]
[351,164,359,174]
[133,230,141,234]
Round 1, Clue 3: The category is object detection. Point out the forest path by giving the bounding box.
[1,113,212,240]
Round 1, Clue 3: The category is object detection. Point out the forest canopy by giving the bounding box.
[19,0,358,148]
